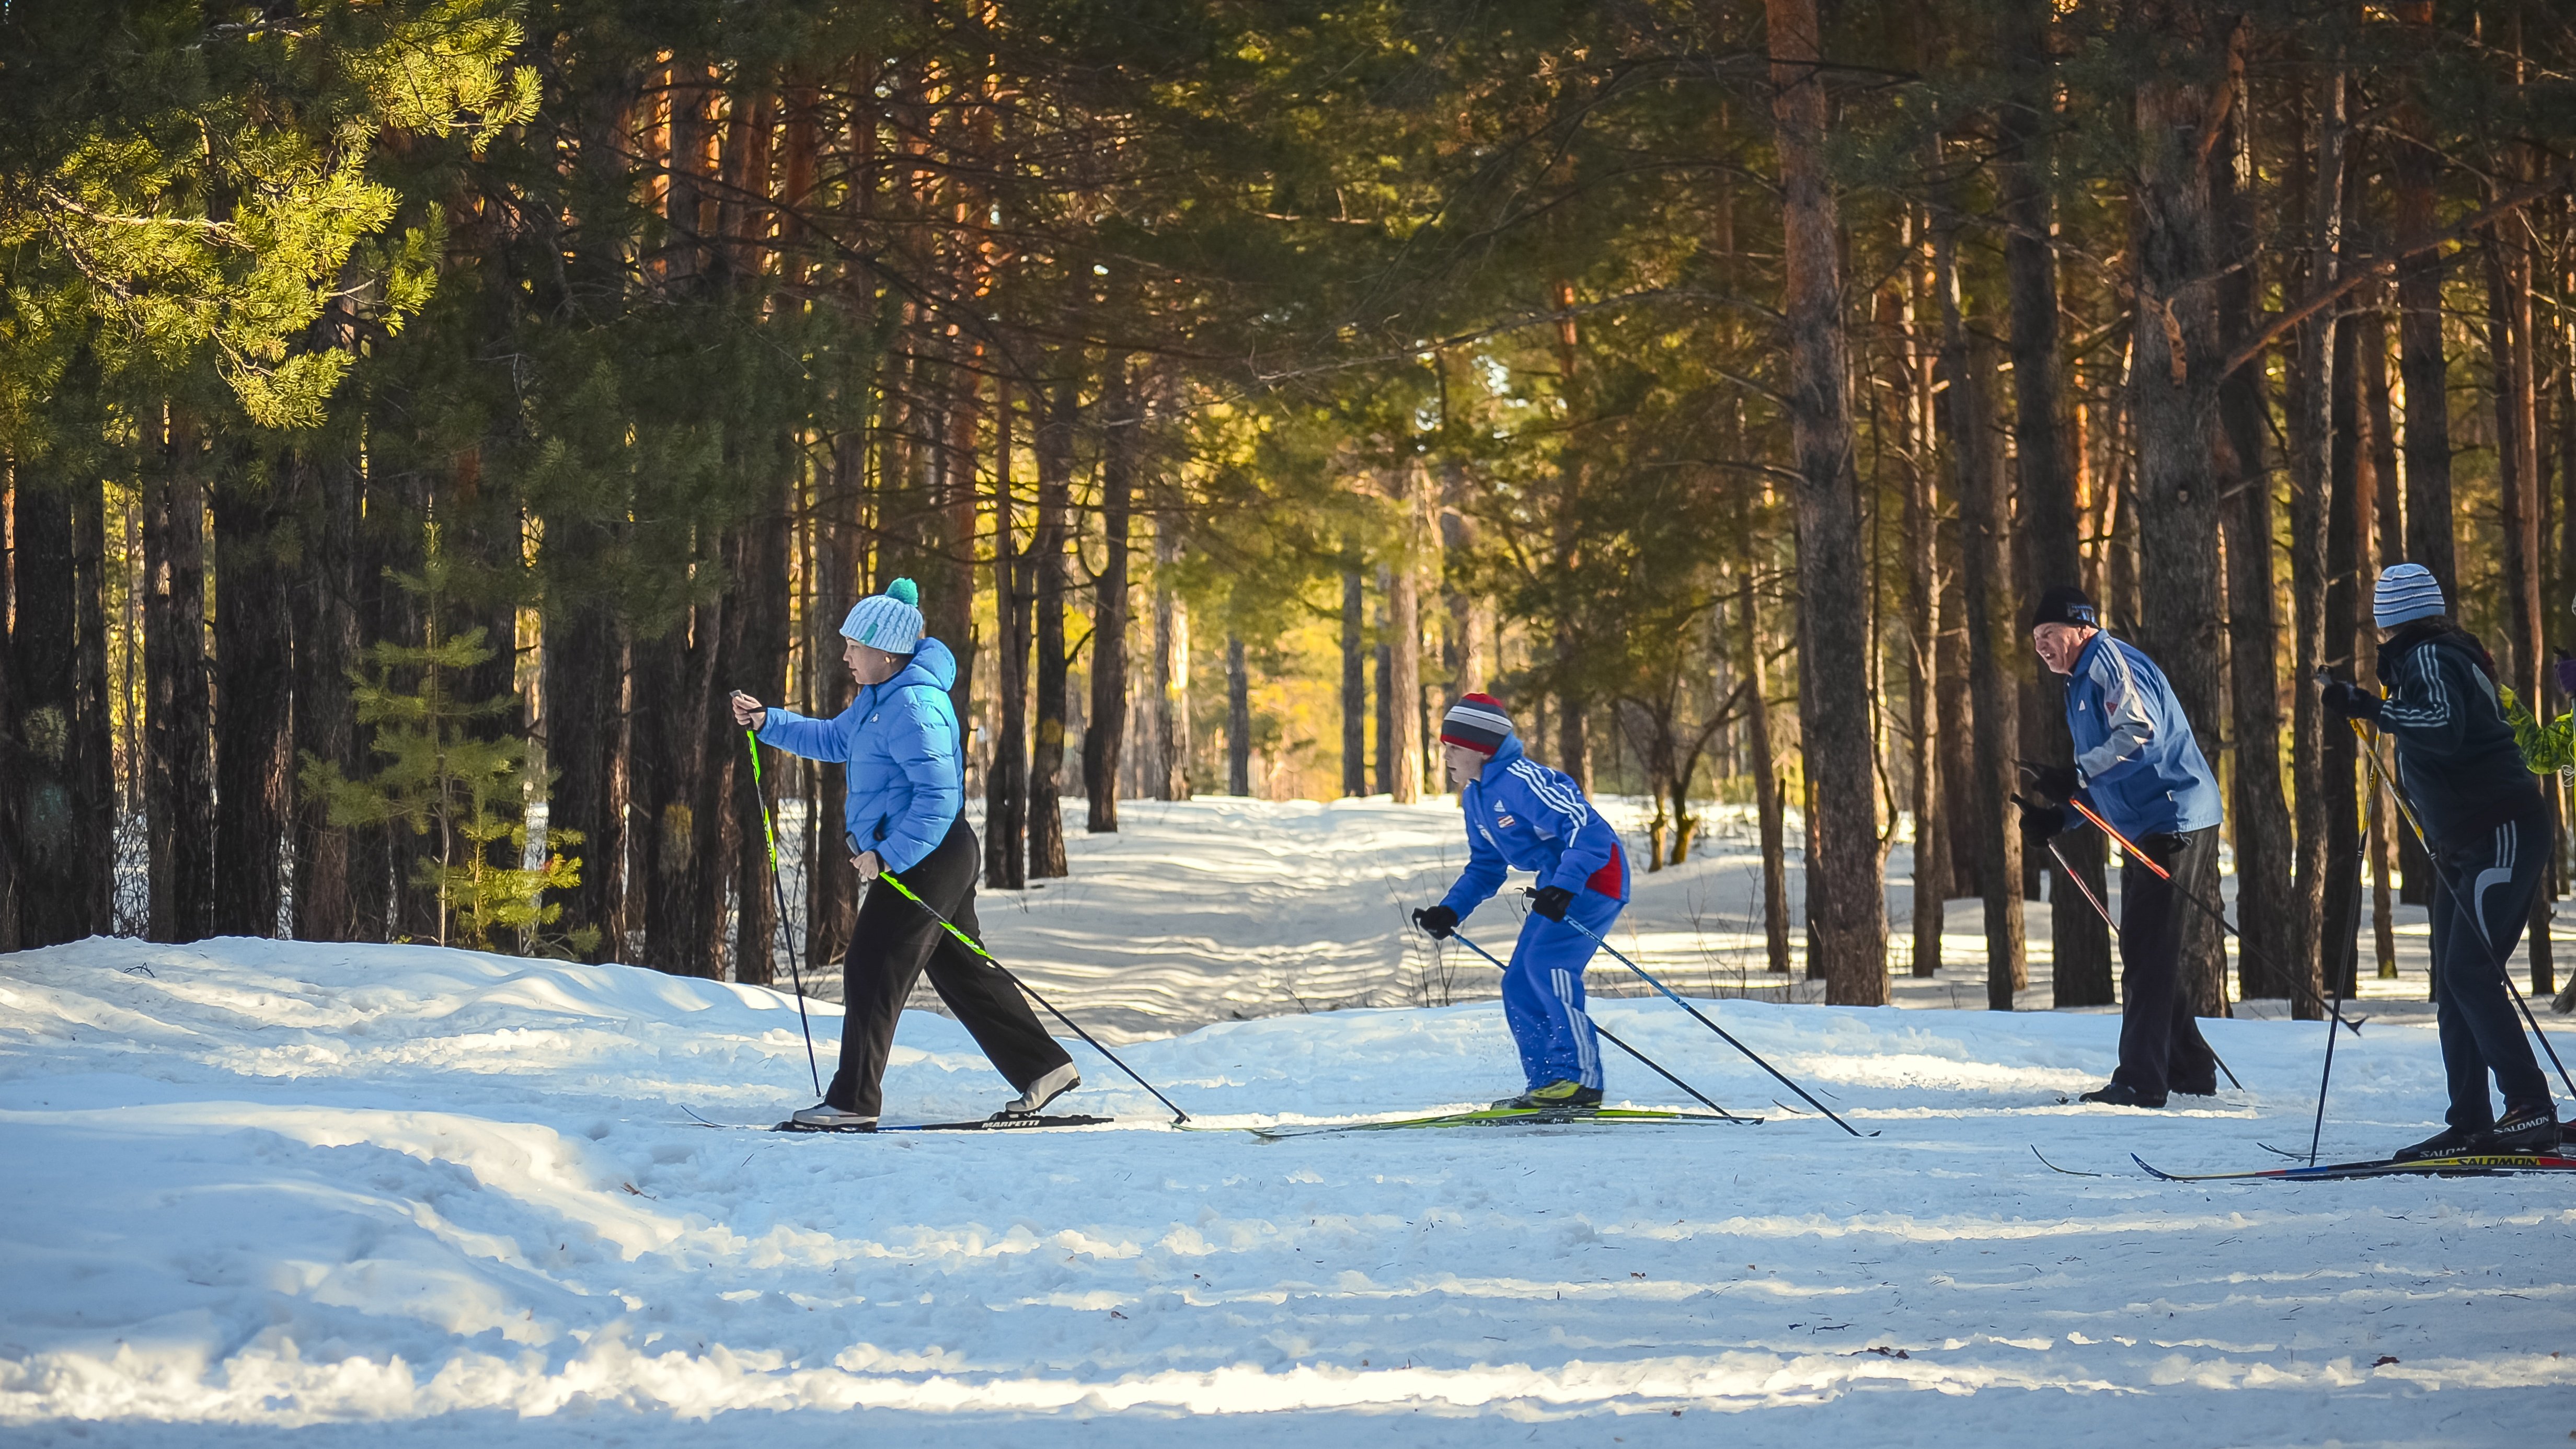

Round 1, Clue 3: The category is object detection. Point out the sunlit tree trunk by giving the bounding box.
[1933,198,2026,1007]
[1766,0,1885,1003]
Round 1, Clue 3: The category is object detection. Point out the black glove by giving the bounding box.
[2016,797,2068,844]
[1528,885,1575,922]
[1412,905,1457,940]
[2018,761,2079,803]
[2319,677,2382,722]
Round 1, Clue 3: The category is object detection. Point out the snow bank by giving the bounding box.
[2,806,2570,1445]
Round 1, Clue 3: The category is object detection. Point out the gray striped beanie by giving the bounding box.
[2373,564,2446,630]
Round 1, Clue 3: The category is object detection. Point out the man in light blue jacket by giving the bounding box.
[1410,693,1629,1109]
[2018,585,2224,1109]
[731,579,1075,1130]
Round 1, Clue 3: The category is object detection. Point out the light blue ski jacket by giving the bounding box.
[1439,735,1631,918]
[2063,630,2223,842]
[754,638,962,873]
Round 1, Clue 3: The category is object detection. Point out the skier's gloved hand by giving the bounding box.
[2554,648,2576,699]
[2319,677,2382,722]
[1411,905,1458,940]
[2016,797,2068,844]
[1528,885,1575,922]
[2017,760,2078,803]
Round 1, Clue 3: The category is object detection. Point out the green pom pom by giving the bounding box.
[886,578,919,606]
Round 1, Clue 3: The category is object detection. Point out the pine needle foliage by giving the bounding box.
[302,546,594,958]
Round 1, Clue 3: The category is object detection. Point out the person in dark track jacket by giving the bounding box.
[2324,563,2560,1159]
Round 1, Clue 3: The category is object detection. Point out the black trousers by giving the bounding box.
[2426,811,2551,1131]
[826,816,1073,1116]
[2111,825,2220,1101]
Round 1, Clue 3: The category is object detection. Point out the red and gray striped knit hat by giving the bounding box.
[1440,693,1516,755]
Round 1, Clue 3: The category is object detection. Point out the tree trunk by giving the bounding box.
[1341,557,1366,796]
[0,472,16,954]
[1226,632,1251,796]
[2131,2,2244,1021]
[1767,0,1885,1004]
[1149,522,1191,800]
[292,449,361,943]
[14,473,110,946]
[984,388,1028,890]
[1028,379,1073,879]
[1388,474,1424,804]
[1737,560,1793,975]
[1898,259,1945,979]
[1933,206,2027,1008]
[678,579,735,978]
[2324,305,2367,1001]
[213,475,293,939]
[2488,217,2552,994]
[937,360,981,729]
[2212,79,2299,1005]
[732,509,790,986]
[2391,0,2457,600]
[1998,30,2113,1005]
[1084,364,1135,832]
[69,469,113,938]
[146,413,217,943]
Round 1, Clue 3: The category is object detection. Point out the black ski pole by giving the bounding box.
[1526,891,1874,1137]
[1440,929,1756,1122]
[2037,832,2243,1092]
[2038,792,2367,1036]
[2308,764,2374,1166]
[877,868,1190,1124]
[2353,720,2576,1102]
[742,725,822,1098]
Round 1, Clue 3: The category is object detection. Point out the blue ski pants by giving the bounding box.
[1502,890,1618,1090]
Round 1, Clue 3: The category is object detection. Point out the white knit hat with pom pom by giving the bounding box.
[840,578,924,652]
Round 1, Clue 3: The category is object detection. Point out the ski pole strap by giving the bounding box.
[878,869,1192,1123]
[1528,892,1873,1138]
[1444,930,1754,1122]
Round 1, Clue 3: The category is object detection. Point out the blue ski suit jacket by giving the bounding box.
[754,638,963,874]
[2062,631,2222,842]
[1439,736,1631,919]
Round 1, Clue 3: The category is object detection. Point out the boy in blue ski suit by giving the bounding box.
[1411,693,1630,1109]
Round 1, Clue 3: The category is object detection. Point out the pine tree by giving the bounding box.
[302,546,592,957]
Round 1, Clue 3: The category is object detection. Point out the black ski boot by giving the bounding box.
[2473,1104,2562,1155]
[2077,1083,2166,1109]
[2390,1125,2476,1162]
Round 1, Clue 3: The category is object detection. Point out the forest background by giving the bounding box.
[5,0,2574,1016]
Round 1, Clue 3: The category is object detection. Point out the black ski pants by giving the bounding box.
[2426,810,2551,1131]
[2111,825,2220,1102]
[826,815,1072,1117]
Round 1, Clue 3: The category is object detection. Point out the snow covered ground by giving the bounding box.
[5,799,2572,1446]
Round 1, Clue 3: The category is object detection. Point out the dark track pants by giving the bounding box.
[826,816,1073,1117]
[2426,811,2551,1132]
[2112,825,2220,1102]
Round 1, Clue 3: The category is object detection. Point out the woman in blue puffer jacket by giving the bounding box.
[730,579,1076,1130]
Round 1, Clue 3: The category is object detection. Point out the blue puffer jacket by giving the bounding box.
[754,638,962,873]
[1439,735,1631,919]
[2063,630,2223,842]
